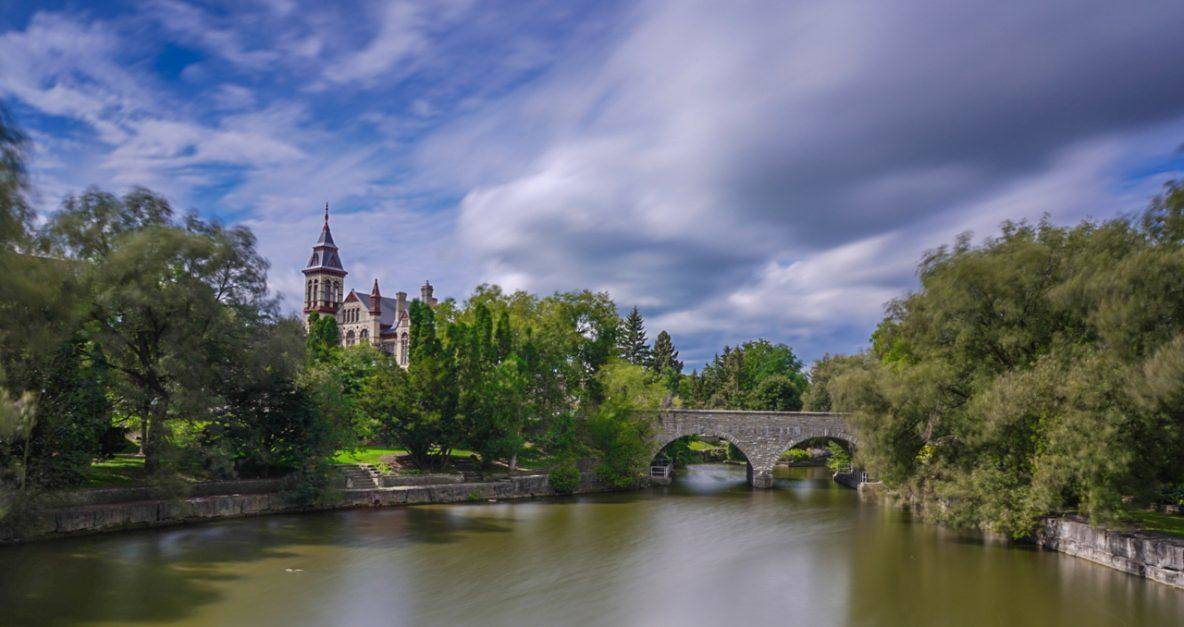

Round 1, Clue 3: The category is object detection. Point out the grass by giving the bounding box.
[1122,510,1184,538]
[332,447,407,465]
[331,446,479,466]
[688,440,722,452]
[76,454,147,489]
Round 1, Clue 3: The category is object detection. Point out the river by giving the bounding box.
[1,464,1180,626]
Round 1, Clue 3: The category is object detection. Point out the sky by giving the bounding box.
[3,0,1184,369]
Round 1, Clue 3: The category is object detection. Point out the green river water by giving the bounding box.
[1,464,1181,626]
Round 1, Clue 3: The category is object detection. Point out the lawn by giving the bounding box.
[76,455,147,488]
[332,446,479,466]
[1123,510,1184,538]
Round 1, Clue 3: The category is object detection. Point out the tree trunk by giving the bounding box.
[142,404,168,474]
[508,452,518,474]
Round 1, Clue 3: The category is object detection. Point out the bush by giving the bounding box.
[782,448,811,463]
[825,442,851,473]
[548,459,580,494]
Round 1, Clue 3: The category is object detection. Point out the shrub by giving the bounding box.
[782,448,811,463]
[548,459,580,494]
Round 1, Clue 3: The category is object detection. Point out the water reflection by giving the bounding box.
[0,464,1179,626]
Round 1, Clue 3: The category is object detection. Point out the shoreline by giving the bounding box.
[4,470,1182,592]
[0,473,624,545]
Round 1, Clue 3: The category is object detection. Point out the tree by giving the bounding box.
[690,340,807,410]
[749,374,803,411]
[0,104,31,247]
[617,306,651,366]
[803,353,869,411]
[585,361,662,488]
[372,299,460,469]
[831,183,1184,536]
[42,190,273,473]
[649,330,682,374]
[305,312,341,363]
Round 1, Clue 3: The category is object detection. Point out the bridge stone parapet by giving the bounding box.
[651,409,857,488]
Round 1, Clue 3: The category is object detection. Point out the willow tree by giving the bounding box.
[42,190,272,472]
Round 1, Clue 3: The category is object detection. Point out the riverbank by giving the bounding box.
[868,485,1184,590]
[0,473,623,544]
[1036,516,1184,590]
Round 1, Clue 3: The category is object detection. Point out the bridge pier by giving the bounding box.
[747,463,774,489]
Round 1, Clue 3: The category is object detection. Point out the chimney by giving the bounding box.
[369,279,382,315]
[396,291,407,318]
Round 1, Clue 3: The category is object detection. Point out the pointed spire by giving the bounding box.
[304,202,345,276]
[370,278,382,315]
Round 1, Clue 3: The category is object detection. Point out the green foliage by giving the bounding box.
[649,329,683,393]
[803,353,870,411]
[618,306,651,366]
[782,448,812,463]
[38,190,275,473]
[750,375,803,411]
[305,312,341,362]
[0,103,32,247]
[16,339,111,487]
[548,458,580,494]
[585,362,661,488]
[686,340,807,410]
[827,183,1184,537]
[825,442,852,473]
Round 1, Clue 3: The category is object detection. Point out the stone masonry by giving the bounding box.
[652,409,856,488]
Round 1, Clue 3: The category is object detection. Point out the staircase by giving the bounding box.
[339,464,380,489]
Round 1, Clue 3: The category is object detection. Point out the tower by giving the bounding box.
[303,203,347,324]
[420,280,438,307]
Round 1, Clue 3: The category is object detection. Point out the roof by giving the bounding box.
[303,247,346,275]
[315,223,336,248]
[352,292,408,328]
[303,222,346,275]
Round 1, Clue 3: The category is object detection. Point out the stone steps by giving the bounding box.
[338,465,378,489]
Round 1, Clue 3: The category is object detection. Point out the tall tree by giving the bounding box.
[649,329,683,393]
[0,104,31,247]
[305,312,341,363]
[829,184,1184,536]
[650,330,682,373]
[618,306,651,366]
[43,190,273,472]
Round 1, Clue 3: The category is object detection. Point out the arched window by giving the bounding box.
[360,329,369,343]
[399,332,409,366]
[346,329,355,346]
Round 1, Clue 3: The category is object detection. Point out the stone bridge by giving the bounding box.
[651,409,857,488]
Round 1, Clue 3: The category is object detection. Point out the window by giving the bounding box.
[399,333,409,366]
[346,330,355,346]
[360,329,369,343]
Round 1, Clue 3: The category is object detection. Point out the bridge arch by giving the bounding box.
[650,409,856,488]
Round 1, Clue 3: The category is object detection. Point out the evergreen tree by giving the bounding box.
[305,312,341,363]
[650,330,682,374]
[617,306,651,366]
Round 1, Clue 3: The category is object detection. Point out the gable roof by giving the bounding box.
[350,291,405,327]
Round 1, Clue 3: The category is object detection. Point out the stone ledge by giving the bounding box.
[1,474,616,544]
[1035,516,1184,589]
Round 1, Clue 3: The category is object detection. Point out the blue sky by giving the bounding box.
[3,1,1184,368]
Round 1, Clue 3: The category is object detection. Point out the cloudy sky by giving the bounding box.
[3,1,1184,368]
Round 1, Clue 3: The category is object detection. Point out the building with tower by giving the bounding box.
[302,204,438,367]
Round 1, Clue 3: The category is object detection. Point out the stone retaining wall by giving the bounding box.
[1035,516,1184,589]
[39,479,283,508]
[1,474,615,544]
[378,473,465,487]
